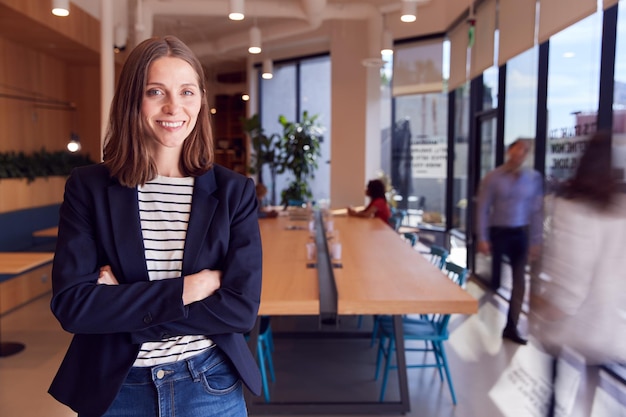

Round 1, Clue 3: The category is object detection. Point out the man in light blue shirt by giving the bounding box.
[477,139,543,345]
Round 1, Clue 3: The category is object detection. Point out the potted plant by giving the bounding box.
[277,111,324,206]
[241,114,281,205]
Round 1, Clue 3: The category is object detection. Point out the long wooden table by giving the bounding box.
[250,212,478,414]
[31,226,58,238]
[0,251,54,357]
[257,216,319,316]
[0,252,54,275]
[333,215,476,316]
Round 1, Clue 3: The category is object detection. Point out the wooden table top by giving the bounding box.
[33,226,59,237]
[0,252,54,275]
[257,213,477,317]
[258,216,319,315]
[32,226,59,237]
[331,215,477,315]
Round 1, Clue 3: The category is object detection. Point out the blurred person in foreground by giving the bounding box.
[48,36,262,416]
[530,131,626,415]
[476,139,544,345]
[347,178,391,225]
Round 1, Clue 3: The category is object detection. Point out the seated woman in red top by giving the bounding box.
[347,179,391,225]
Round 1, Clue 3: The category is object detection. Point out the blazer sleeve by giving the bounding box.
[130,176,263,343]
[50,167,189,335]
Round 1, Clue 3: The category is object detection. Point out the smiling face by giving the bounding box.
[141,56,202,155]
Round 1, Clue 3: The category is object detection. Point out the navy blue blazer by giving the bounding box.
[48,163,262,417]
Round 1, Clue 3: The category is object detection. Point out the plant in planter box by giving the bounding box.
[0,149,95,182]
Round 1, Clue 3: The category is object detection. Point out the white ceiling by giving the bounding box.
[13,1,466,76]
[136,0,465,75]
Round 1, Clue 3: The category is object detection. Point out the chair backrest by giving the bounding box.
[428,245,449,270]
[388,214,402,231]
[388,208,406,231]
[444,261,469,288]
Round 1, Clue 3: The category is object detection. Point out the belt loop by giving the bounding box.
[187,355,201,382]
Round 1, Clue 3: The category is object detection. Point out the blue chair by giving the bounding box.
[388,211,404,231]
[427,245,449,270]
[368,246,450,344]
[374,263,469,404]
[246,316,275,402]
[388,209,418,247]
[443,261,468,288]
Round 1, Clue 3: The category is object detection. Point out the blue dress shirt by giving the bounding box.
[477,165,544,246]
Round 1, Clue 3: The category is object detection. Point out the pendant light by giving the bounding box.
[248,26,262,54]
[400,1,417,23]
[381,30,394,56]
[52,0,70,17]
[262,59,273,80]
[228,0,244,21]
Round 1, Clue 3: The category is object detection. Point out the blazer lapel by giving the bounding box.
[107,182,149,282]
[183,169,218,275]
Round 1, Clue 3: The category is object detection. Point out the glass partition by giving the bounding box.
[393,92,448,227]
[545,10,602,192]
[613,1,626,184]
[504,46,539,151]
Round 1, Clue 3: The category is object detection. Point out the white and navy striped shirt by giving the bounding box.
[133,175,214,367]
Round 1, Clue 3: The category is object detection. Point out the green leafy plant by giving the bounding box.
[241,114,281,204]
[0,149,95,182]
[277,111,324,206]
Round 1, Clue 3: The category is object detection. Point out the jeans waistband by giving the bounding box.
[125,346,221,385]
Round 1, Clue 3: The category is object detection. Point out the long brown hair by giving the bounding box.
[103,35,213,187]
[560,131,616,209]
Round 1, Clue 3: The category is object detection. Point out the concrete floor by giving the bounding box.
[1,278,623,417]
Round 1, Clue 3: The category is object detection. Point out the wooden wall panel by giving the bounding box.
[0,177,66,214]
[0,0,99,53]
[68,64,102,162]
[0,37,74,153]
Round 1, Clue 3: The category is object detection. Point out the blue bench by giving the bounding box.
[0,204,59,284]
[0,204,60,253]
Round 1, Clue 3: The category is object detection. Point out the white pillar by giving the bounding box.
[100,0,115,156]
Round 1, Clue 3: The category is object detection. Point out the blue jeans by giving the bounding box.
[98,346,247,417]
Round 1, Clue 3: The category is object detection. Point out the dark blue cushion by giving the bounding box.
[0,204,60,251]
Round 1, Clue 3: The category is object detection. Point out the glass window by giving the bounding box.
[453,84,470,233]
[393,92,448,227]
[260,64,296,205]
[504,46,538,149]
[300,56,332,202]
[390,39,447,227]
[483,66,499,110]
[380,56,394,201]
[613,1,626,184]
[259,56,331,205]
[545,11,603,192]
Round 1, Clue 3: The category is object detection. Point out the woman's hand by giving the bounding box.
[97,265,119,285]
[183,269,222,305]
